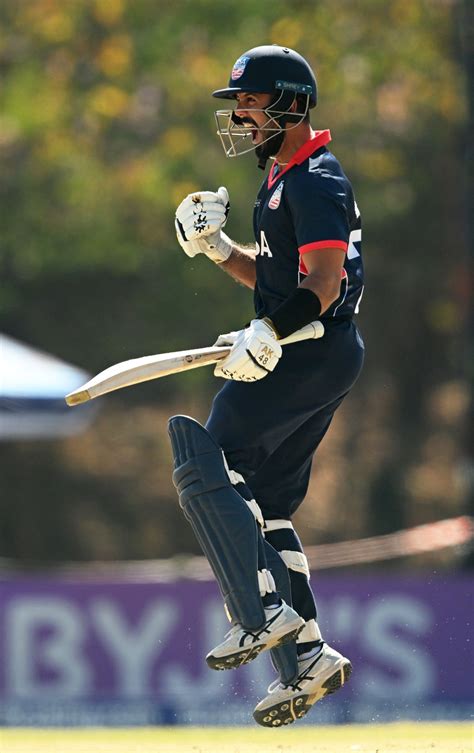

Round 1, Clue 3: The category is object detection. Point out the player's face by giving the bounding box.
[234,92,276,145]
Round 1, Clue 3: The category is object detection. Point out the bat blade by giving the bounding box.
[65,346,230,406]
[65,320,325,407]
[66,389,92,406]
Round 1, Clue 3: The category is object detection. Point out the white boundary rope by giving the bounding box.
[1,516,470,579]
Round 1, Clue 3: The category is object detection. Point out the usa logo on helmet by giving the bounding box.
[231,55,250,80]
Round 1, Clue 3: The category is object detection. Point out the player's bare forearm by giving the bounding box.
[299,247,346,313]
[219,245,257,289]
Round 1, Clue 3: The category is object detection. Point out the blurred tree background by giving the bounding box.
[0,0,471,565]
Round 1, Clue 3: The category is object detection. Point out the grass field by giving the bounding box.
[0,723,471,753]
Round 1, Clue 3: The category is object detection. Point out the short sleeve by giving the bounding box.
[286,170,350,255]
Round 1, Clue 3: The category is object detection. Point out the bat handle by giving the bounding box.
[279,320,325,346]
[214,321,325,358]
[213,320,325,361]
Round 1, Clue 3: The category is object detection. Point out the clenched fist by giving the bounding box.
[175,187,233,263]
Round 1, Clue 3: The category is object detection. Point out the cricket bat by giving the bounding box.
[65,320,324,406]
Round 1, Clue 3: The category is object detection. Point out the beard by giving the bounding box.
[255,128,285,164]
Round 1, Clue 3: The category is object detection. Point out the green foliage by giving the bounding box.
[0,0,467,366]
[0,0,469,561]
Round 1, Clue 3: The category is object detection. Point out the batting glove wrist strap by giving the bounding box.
[175,186,232,263]
[201,229,233,263]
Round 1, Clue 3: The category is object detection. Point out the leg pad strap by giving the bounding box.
[297,618,322,643]
[279,550,310,579]
[258,569,276,596]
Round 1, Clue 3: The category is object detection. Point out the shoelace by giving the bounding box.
[268,652,322,693]
[238,608,283,647]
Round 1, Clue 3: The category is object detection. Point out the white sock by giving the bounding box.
[298,645,323,661]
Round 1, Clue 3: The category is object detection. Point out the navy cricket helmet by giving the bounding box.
[212,45,317,108]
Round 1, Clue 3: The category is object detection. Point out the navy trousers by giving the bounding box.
[206,319,364,520]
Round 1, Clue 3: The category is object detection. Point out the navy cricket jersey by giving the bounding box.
[252,130,364,321]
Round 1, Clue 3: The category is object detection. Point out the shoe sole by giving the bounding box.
[253,661,352,727]
[206,623,304,671]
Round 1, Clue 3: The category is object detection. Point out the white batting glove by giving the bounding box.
[213,330,241,347]
[214,319,282,382]
[175,186,233,263]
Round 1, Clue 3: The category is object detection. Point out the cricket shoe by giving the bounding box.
[206,601,304,671]
[253,643,352,727]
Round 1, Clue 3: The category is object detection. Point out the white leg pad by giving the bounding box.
[222,453,246,486]
[279,549,311,580]
[222,453,264,528]
[263,518,294,532]
[297,619,322,643]
[245,498,264,528]
[258,568,276,596]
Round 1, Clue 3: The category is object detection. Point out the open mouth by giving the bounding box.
[239,117,259,142]
[241,125,259,143]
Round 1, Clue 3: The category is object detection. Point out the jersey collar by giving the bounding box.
[268,129,332,189]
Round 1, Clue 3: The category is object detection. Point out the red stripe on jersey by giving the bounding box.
[299,258,308,275]
[299,240,348,253]
[292,130,332,165]
[268,130,332,189]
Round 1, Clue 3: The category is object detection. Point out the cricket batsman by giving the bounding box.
[168,45,365,726]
